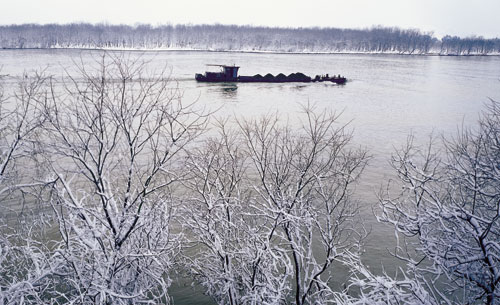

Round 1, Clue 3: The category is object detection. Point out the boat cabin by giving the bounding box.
[196,64,240,82]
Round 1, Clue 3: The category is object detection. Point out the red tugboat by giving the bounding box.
[195,64,346,84]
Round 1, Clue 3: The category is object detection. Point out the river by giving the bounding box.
[1,49,499,304]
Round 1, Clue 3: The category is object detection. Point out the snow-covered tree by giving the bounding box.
[0,72,55,304]
[378,100,500,304]
[37,54,207,304]
[182,106,369,304]
[180,119,291,304]
[240,107,369,305]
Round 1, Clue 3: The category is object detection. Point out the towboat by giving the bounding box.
[195,64,346,84]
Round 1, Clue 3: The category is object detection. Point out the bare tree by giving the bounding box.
[0,72,46,194]
[37,54,206,304]
[181,120,250,305]
[240,107,369,305]
[0,72,55,304]
[334,254,441,305]
[181,106,368,304]
[180,119,292,305]
[378,100,500,304]
[7,23,500,54]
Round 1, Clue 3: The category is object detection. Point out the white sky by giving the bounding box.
[1,0,499,38]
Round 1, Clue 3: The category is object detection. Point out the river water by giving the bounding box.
[1,49,499,303]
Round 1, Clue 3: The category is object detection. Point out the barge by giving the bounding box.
[195,64,346,84]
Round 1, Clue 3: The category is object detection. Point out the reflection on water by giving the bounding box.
[220,83,238,99]
[290,84,308,91]
[199,83,238,100]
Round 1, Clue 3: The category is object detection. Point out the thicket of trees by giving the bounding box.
[1,23,499,54]
[0,56,499,304]
[377,103,500,304]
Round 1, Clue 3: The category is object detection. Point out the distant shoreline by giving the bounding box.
[2,24,498,56]
[2,47,499,56]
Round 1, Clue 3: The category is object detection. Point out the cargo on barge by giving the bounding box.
[195,64,346,84]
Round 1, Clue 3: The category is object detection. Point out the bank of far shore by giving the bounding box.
[2,46,500,56]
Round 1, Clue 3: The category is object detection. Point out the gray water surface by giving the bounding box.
[1,49,499,304]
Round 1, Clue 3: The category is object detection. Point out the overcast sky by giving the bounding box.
[1,0,499,38]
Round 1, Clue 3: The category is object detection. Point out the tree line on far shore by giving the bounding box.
[1,23,499,55]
